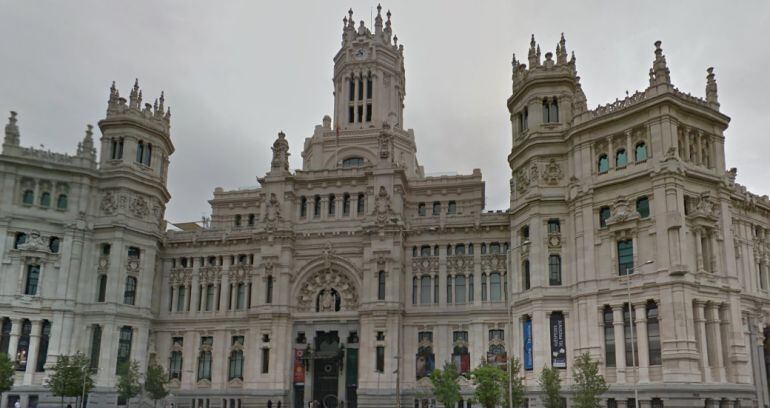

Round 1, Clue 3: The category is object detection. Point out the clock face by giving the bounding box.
[354,48,368,60]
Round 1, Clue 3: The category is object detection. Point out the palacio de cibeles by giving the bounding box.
[0,4,769,408]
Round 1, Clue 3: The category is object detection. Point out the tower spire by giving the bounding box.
[556,33,568,64]
[528,34,540,67]
[706,67,719,109]
[374,3,383,36]
[650,40,671,86]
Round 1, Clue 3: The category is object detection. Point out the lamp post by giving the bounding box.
[506,240,530,408]
[622,260,654,408]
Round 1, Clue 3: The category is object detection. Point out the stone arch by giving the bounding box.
[292,256,361,312]
[323,146,377,169]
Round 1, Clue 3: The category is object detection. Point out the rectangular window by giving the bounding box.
[349,80,355,101]
[25,265,40,295]
[420,276,431,304]
[97,275,107,302]
[454,276,466,304]
[447,201,457,214]
[366,103,372,122]
[417,203,426,216]
[90,325,102,370]
[366,78,373,99]
[358,79,364,100]
[205,285,215,311]
[547,218,560,234]
[603,307,615,367]
[177,286,186,312]
[378,271,386,301]
[116,326,133,374]
[266,276,273,304]
[549,255,562,286]
[357,105,363,123]
[375,346,385,373]
[599,207,611,228]
[348,106,354,123]
[636,196,650,218]
[261,348,270,373]
[618,240,634,275]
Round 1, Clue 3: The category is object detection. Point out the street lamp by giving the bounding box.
[506,240,530,408]
[622,260,654,408]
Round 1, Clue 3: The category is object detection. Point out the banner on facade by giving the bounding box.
[523,319,533,370]
[293,348,305,385]
[415,352,435,379]
[550,312,567,368]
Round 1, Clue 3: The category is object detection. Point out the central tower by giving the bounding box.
[333,6,405,131]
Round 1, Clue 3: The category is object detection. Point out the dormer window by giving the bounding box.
[342,157,365,168]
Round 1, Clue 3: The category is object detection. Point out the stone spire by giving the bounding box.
[270,131,290,172]
[650,41,671,86]
[384,9,392,42]
[4,111,20,147]
[77,124,96,160]
[374,4,383,36]
[528,34,540,67]
[129,78,142,109]
[706,67,719,109]
[556,33,568,65]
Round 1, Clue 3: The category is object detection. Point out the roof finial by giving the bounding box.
[159,91,165,114]
[528,34,540,67]
[706,67,719,109]
[374,3,383,35]
[650,40,671,86]
[556,33,568,64]
[4,111,20,146]
[348,8,354,27]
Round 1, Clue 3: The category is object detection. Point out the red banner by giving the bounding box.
[293,348,305,385]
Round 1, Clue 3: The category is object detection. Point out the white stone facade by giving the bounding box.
[1,7,769,408]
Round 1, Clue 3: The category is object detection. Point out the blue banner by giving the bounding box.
[523,318,533,370]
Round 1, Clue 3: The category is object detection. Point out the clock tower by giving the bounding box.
[332,6,406,131]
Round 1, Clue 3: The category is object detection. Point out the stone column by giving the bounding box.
[97,322,117,386]
[694,228,704,272]
[320,197,328,220]
[694,301,711,382]
[612,306,627,383]
[191,260,201,313]
[634,304,650,383]
[707,304,726,382]
[169,286,175,313]
[134,326,149,374]
[335,195,343,218]
[23,320,42,384]
[683,128,691,162]
[7,318,20,364]
[710,229,720,274]
[607,136,614,170]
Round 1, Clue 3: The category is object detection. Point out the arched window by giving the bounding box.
[40,192,51,207]
[522,260,531,290]
[420,276,431,305]
[16,319,32,370]
[603,306,615,367]
[599,206,611,228]
[236,283,246,310]
[300,196,307,217]
[313,196,321,217]
[542,99,550,123]
[412,277,418,305]
[447,201,457,214]
[635,142,647,161]
[468,274,474,303]
[481,273,488,301]
[417,203,426,216]
[25,265,40,295]
[22,190,34,205]
[489,243,501,254]
[328,194,336,215]
[647,301,662,365]
[616,148,628,167]
[228,350,244,380]
[598,154,609,173]
[420,246,432,257]
[136,141,144,163]
[342,157,365,168]
[144,143,152,166]
[432,202,441,216]
[357,193,365,215]
[116,326,133,374]
[455,244,466,256]
[548,255,562,286]
[36,320,51,372]
[197,342,212,381]
[636,196,650,218]
[550,98,559,122]
[248,214,255,226]
[14,232,27,249]
[343,193,351,216]
[177,285,186,311]
[124,276,137,305]
[56,194,68,210]
[490,272,502,301]
[468,243,474,255]
[111,137,124,159]
[454,275,466,304]
[97,274,107,302]
[234,215,242,227]
[377,271,386,300]
[0,319,11,355]
[48,237,60,253]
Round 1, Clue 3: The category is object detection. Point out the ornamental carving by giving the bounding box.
[411,256,439,275]
[170,268,192,285]
[296,268,358,312]
[198,266,222,284]
[270,131,290,171]
[130,196,150,218]
[606,196,639,225]
[126,257,141,274]
[100,191,117,214]
[229,265,251,283]
[543,159,563,185]
[480,254,507,273]
[97,256,110,273]
[17,231,48,252]
[688,192,720,221]
[379,124,393,159]
[372,186,394,225]
[263,193,282,230]
[447,255,474,274]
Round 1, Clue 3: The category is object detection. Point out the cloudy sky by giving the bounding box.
[1,1,768,222]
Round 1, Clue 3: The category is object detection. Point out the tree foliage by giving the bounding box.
[0,354,14,398]
[429,362,461,408]
[538,365,563,408]
[45,353,94,399]
[571,353,608,408]
[471,362,508,408]
[144,361,170,407]
[507,357,526,408]
[116,360,142,408]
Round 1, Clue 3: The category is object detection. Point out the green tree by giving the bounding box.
[429,362,461,408]
[144,361,170,408]
[116,360,142,408]
[471,362,508,408]
[0,354,15,403]
[506,356,526,408]
[571,353,608,408]
[45,353,94,408]
[538,365,563,408]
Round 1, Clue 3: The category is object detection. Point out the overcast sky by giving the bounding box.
[1,1,768,223]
